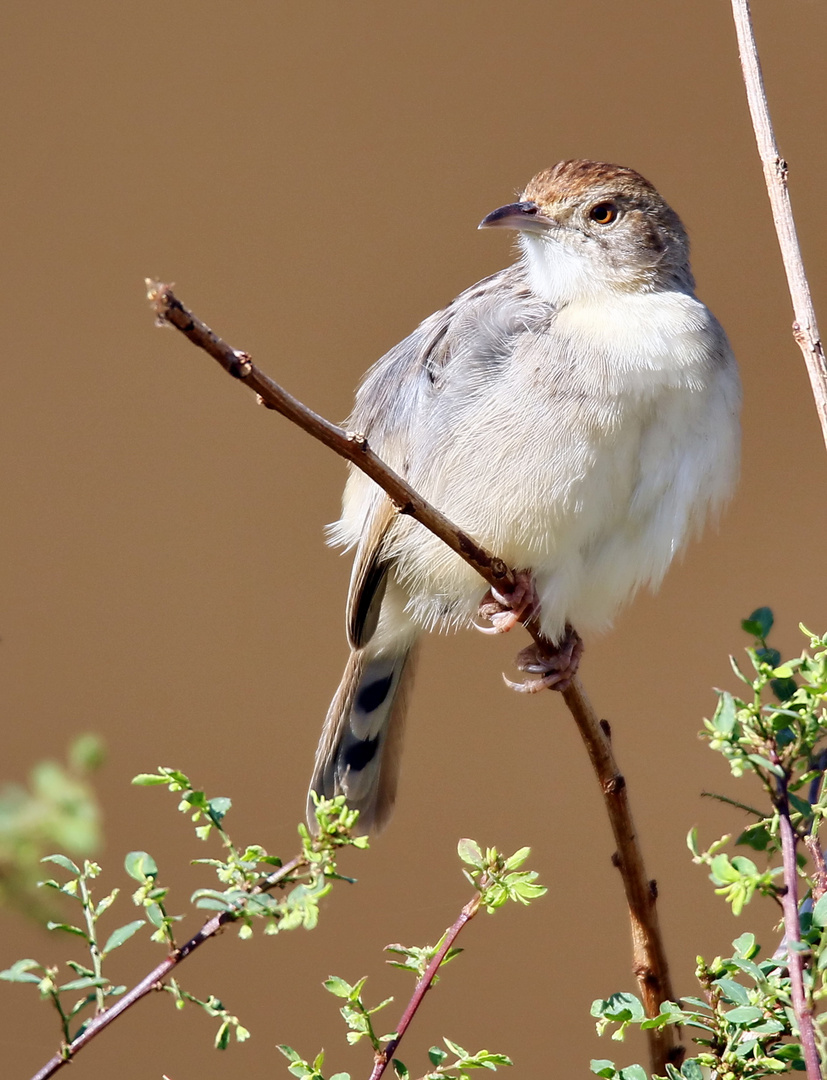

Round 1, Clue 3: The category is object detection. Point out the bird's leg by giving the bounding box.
[475,570,538,635]
[504,624,584,694]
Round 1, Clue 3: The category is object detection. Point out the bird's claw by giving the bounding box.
[475,571,538,635]
[502,627,584,694]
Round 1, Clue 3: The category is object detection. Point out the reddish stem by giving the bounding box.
[775,773,821,1080]
[368,893,483,1080]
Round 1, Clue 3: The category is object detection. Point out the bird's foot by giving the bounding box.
[474,571,538,635]
[503,625,583,694]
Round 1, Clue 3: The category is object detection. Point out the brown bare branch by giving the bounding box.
[730,0,827,449]
[146,279,680,1073]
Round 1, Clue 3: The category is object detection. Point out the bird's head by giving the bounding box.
[480,159,693,304]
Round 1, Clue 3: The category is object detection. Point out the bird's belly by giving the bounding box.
[393,380,733,642]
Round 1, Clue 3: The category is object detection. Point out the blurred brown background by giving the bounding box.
[1,1,826,1077]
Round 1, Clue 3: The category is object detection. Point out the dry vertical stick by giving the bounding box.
[730,0,827,446]
[146,280,681,1075]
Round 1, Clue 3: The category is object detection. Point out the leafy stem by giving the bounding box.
[76,867,106,1015]
[280,841,539,1080]
[6,778,367,1080]
[369,892,482,1080]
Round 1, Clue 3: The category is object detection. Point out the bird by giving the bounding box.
[308,159,741,833]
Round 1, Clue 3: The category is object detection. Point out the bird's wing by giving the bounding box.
[340,263,552,648]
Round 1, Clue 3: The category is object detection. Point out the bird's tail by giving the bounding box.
[308,644,417,834]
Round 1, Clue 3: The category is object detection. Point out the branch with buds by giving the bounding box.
[146,279,680,1076]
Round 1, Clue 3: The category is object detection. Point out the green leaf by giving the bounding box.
[503,846,531,870]
[457,839,483,868]
[732,932,757,958]
[66,961,95,977]
[745,755,785,778]
[681,997,712,1011]
[429,1047,448,1067]
[68,732,106,773]
[736,824,771,851]
[208,796,232,822]
[41,854,80,875]
[124,851,158,881]
[46,922,87,938]
[191,888,243,905]
[215,1021,231,1050]
[591,992,645,1022]
[772,1044,805,1061]
[812,893,827,928]
[729,957,766,983]
[618,1067,647,1080]
[324,976,354,999]
[145,903,165,927]
[131,773,173,786]
[392,1061,410,1080]
[788,792,812,818]
[101,920,145,955]
[94,890,119,919]
[770,677,798,702]
[58,976,108,991]
[713,692,737,735]
[709,854,737,883]
[681,1060,704,1080]
[0,960,42,983]
[443,1037,469,1058]
[754,646,781,669]
[724,1006,764,1025]
[714,977,749,1005]
[742,608,773,639]
[771,663,794,678]
[590,1061,617,1079]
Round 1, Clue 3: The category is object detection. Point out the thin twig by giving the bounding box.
[805,835,827,906]
[775,774,821,1080]
[29,856,304,1080]
[369,892,483,1080]
[729,0,827,448]
[146,280,680,1073]
[806,754,827,905]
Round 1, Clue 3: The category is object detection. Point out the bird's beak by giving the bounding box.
[478,200,552,233]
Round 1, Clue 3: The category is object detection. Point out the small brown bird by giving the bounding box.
[309,160,741,833]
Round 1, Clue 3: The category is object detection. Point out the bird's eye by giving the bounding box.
[589,201,619,225]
